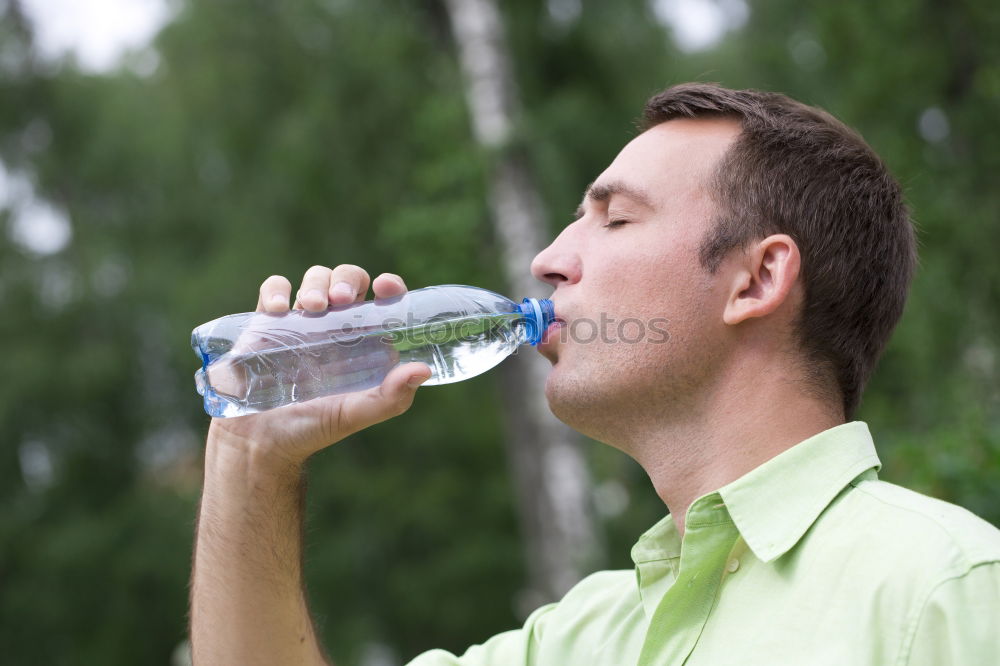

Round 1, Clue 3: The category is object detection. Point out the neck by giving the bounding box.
[623,359,843,538]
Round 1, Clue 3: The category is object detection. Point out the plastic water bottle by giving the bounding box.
[191,285,555,418]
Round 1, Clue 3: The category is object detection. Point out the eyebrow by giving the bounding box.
[573,180,655,219]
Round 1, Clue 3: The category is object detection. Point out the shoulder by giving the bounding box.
[533,569,638,638]
[833,478,1000,578]
[403,572,636,666]
[853,479,1000,566]
[844,483,1000,664]
[552,569,637,612]
[789,479,1000,661]
[563,568,635,593]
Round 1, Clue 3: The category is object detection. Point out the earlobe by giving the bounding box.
[723,234,801,326]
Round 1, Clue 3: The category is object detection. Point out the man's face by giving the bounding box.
[530,118,741,443]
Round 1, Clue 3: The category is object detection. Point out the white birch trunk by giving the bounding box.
[443,0,600,610]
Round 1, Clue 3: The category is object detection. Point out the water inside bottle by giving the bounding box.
[197,311,526,417]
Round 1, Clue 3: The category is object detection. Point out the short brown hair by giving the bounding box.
[643,83,916,418]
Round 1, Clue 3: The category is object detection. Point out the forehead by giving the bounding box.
[594,117,740,208]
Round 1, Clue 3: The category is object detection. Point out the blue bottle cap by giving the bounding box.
[516,298,556,346]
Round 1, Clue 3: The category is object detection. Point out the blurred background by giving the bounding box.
[1,0,998,663]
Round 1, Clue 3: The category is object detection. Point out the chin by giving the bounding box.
[543,370,611,436]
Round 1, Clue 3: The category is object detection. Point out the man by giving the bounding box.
[189,84,1000,664]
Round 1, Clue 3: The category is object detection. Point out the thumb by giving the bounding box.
[336,363,432,435]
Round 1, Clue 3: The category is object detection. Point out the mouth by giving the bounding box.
[537,318,566,356]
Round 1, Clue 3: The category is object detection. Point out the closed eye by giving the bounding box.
[603,219,629,229]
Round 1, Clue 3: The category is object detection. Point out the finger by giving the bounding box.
[335,362,432,436]
[294,265,334,312]
[256,275,293,313]
[371,272,408,299]
[327,264,371,306]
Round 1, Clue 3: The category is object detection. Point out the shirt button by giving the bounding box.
[726,558,740,573]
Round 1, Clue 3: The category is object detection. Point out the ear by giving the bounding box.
[722,234,801,326]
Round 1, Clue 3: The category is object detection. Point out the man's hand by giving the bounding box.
[190,264,431,666]
[209,264,433,468]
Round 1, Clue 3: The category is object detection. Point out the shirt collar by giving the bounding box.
[717,421,881,563]
[631,514,681,565]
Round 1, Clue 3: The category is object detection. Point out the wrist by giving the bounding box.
[205,421,306,486]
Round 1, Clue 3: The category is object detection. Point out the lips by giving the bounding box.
[538,318,566,352]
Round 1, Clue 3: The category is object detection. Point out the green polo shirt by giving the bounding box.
[409,422,1000,665]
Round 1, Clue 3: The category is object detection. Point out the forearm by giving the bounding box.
[190,428,330,666]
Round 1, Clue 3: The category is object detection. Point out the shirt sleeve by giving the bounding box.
[901,562,1000,665]
[405,603,557,666]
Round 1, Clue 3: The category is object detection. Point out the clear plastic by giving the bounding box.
[191,285,554,418]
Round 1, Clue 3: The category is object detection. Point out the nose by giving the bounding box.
[530,225,582,289]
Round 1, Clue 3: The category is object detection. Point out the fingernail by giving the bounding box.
[332,282,355,298]
[407,375,430,389]
[306,288,325,302]
[270,294,286,305]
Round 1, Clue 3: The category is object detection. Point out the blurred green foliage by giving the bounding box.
[0,0,997,663]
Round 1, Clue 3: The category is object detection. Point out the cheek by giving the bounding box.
[603,249,693,311]
[575,231,712,339]
[606,263,716,352]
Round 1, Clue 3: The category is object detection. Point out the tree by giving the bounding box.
[444,0,600,609]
